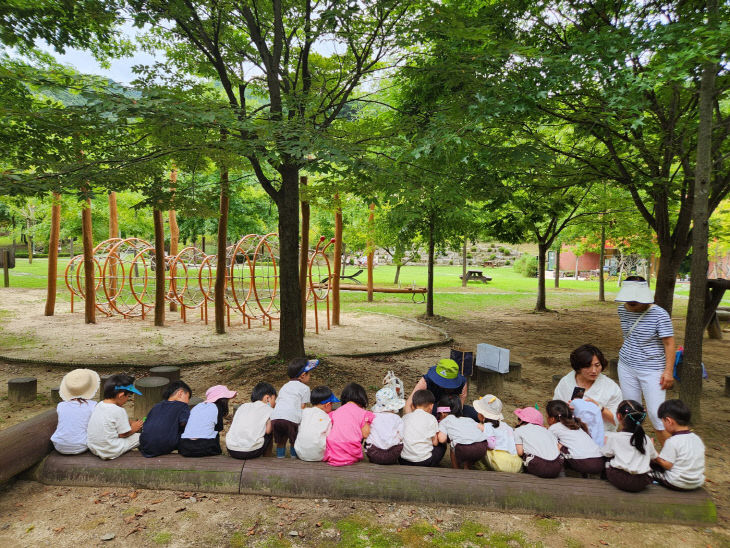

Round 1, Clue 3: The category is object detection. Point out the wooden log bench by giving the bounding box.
[29,451,716,524]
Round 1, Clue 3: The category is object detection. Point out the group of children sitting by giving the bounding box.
[50,358,705,493]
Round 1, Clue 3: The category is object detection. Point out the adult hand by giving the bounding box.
[659,371,674,390]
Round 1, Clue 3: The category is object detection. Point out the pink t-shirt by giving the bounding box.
[323,402,375,466]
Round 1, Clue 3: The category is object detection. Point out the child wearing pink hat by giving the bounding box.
[179,385,237,457]
[513,406,562,478]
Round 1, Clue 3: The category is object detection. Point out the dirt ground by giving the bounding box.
[0,290,729,546]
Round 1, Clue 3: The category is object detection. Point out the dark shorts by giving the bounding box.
[179,435,221,458]
[271,419,299,445]
[228,433,272,460]
[454,441,489,467]
[524,454,563,478]
[366,443,403,465]
[399,443,447,467]
[566,456,605,476]
[606,466,651,492]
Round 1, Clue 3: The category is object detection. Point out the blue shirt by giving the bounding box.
[139,400,190,457]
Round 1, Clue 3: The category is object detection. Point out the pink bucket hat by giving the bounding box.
[514,406,544,426]
[205,385,237,403]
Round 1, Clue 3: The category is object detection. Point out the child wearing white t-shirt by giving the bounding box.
[294,386,339,461]
[271,358,318,459]
[651,399,705,490]
[51,369,100,455]
[86,374,143,460]
[513,406,562,478]
[226,382,277,459]
[473,395,522,473]
[436,395,492,469]
[365,386,405,465]
[546,400,604,476]
[399,390,446,466]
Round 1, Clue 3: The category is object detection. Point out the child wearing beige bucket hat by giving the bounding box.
[50,369,100,455]
[473,395,523,473]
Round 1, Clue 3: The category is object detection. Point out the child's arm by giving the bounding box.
[265,418,273,435]
[515,443,524,456]
[121,419,143,437]
[431,434,440,446]
[437,431,448,444]
[361,423,371,439]
[653,456,673,470]
[477,423,485,432]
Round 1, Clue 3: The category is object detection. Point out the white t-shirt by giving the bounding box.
[401,409,438,463]
[553,372,622,431]
[658,431,705,489]
[483,422,517,455]
[601,431,658,474]
[86,401,132,459]
[181,402,219,439]
[513,423,560,460]
[226,401,272,452]
[51,399,97,454]
[294,407,331,462]
[270,380,310,424]
[438,415,489,448]
[366,412,404,450]
[548,422,602,459]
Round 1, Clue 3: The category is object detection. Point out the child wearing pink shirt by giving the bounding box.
[323,383,374,466]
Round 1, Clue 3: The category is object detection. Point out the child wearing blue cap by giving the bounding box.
[86,374,144,460]
[271,358,319,458]
[293,386,339,461]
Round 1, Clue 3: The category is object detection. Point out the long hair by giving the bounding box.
[438,394,462,417]
[617,400,648,454]
[546,400,588,433]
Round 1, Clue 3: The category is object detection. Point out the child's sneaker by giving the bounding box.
[289,447,298,459]
[276,447,286,459]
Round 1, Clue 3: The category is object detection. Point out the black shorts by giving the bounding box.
[178,435,221,458]
[271,419,299,445]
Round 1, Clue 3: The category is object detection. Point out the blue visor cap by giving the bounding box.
[298,359,320,377]
[115,384,142,396]
[320,394,340,404]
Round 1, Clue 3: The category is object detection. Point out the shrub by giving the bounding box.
[498,246,506,254]
[505,260,511,265]
[513,255,538,277]
[489,253,497,260]
[503,249,511,256]
[470,246,477,252]
[449,260,453,265]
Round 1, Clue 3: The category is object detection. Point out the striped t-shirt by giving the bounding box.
[618,304,673,370]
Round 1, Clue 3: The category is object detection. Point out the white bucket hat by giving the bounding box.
[372,386,405,413]
[473,394,504,420]
[615,280,654,304]
[59,369,101,401]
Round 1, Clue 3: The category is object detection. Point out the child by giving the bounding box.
[323,382,374,466]
[139,380,192,457]
[513,406,562,478]
[650,399,705,490]
[399,389,446,467]
[226,382,277,460]
[179,385,237,458]
[86,374,143,460]
[271,358,318,458]
[546,400,604,475]
[294,386,339,462]
[437,395,493,469]
[51,369,100,455]
[366,386,405,465]
[472,395,523,473]
[601,400,657,492]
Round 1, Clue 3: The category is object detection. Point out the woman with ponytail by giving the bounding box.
[546,400,603,476]
[600,400,658,491]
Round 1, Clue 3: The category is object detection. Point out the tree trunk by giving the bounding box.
[44,193,61,316]
[680,0,717,422]
[277,166,305,358]
[108,192,119,238]
[332,193,342,326]
[26,218,33,264]
[647,254,653,287]
[168,170,179,313]
[426,218,435,317]
[367,203,375,302]
[462,237,468,288]
[599,221,606,301]
[554,241,561,288]
[394,264,402,285]
[536,242,548,312]
[153,209,166,327]
[81,197,95,324]
[653,249,687,314]
[215,169,230,335]
[299,176,310,329]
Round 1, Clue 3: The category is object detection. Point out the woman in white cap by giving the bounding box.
[615,276,675,444]
[50,369,100,454]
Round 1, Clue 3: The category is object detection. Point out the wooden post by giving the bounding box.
[81,196,95,324]
[474,367,503,396]
[2,249,9,288]
[45,192,61,316]
[8,377,37,403]
[0,409,57,484]
[552,374,562,389]
[169,169,179,313]
[51,386,62,404]
[332,193,343,325]
[299,176,310,329]
[725,375,730,397]
[554,241,561,288]
[367,203,374,302]
[153,208,166,326]
[133,376,170,419]
[149,366,181,383]
[505,362,522,382]
[215,169,230,334]
[108,192,119,238]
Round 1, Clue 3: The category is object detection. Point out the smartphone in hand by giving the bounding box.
[571,386,585,400]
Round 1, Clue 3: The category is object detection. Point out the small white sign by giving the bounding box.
[476,343,510,374]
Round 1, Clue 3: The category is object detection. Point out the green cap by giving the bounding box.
[435,359,459,380]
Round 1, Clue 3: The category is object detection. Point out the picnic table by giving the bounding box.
[460,270,492,284]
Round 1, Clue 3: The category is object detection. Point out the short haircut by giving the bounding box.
[311,385,335,405]
[340,382,368,408]
[287,358,308,379]
[103,374,135,399]
[162,380,192,400]
[251,382,277,402]
[569,344,607,372]
[658,399,691,426]
[412,389,435,408]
